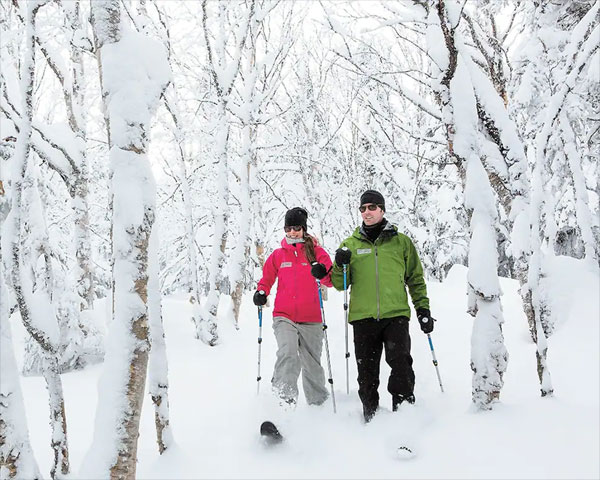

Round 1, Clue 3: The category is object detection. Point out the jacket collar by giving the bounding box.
[354,220,397,242]
[280,235,320,250]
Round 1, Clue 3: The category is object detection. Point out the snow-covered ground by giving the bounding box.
[16,257,600,479]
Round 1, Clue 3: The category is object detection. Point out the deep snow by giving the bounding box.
[15,257,600,479]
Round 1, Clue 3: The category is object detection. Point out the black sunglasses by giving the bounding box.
[284,225,303,232]
[359,204,381,213]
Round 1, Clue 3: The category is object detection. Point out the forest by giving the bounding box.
[0,1,598,479]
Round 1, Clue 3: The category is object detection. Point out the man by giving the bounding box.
[331,189,435,423]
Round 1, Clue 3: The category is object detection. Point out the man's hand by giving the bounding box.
[335,247,351,266]
[417,308,435,334]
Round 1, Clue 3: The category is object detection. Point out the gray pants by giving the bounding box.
[272,316,328,406]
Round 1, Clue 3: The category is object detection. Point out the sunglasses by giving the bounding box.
[359,204,381,213]
[284,225,303,232]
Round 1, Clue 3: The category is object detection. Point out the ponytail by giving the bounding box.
[303,233,317,264]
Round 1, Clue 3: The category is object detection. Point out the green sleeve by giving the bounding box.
[404,237,430,310]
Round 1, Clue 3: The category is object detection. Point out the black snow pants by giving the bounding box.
[352,316,414,419]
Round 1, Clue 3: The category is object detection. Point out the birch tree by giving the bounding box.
[151,1,206,328]
[195,0,255,345]
[0,277,40,480]
[81,0,170,476]
[426,1,509,407]
[1,1,70,475]
[148,226,172,454]
[3,0,103,375]
[133,0,173,455]
[9,0,95,310]
[511,0,599,394]
[229,0,297,324]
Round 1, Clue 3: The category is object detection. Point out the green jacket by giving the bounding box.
[331,221,430,322]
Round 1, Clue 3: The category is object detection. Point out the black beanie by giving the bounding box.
[284,207,308,230]
[360,190,385,211]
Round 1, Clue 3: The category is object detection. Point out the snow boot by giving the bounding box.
[392,393,415,412]
[363,405,378,423]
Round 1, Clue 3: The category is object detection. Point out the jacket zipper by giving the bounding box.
[363,234,381,321]
[294,248,298,321]
[374,243,380,320]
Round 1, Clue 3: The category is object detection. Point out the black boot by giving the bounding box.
[363,405,378,423]
[392,393,415,411]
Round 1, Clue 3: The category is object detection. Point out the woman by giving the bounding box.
[253,207,332,407]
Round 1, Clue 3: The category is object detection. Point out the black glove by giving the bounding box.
[335,247,351,266]
[253,290,267,306]
[417,308,435,334]
[311,262,328,279]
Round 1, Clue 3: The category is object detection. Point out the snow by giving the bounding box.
[110,148,156,240]
[102,30,171,150]
[425,8,448,77]
[14,259,600,479]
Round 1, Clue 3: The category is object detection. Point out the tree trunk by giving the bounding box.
[0,278,41,480]
[197,102,229,345]
[5,3,70,476]
[67,0,95,311]
[231,124,254,327]
[148,228,172,454]
[42,360,69,478]
[86,0,170,476]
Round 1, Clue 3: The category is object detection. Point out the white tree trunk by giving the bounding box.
[230,121,253,327]
[196,0,254,344]
[4,3,70,476]
[66,0,95,311]
[0,278,41,480]
[526,148,554,397]
[148,227,172,454]
[428,2,509,407]
[164,95,203,328]
[83,0,170,476]
[560,115,597,262]
[197,100,229,345]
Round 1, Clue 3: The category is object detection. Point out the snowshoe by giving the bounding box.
[260,420,284,445]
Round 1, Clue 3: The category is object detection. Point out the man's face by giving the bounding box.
[360,203,384,226]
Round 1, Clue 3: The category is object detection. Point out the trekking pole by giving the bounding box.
[427,333,444,393]
[316,279,337,413]
[257,305,263,395]
[343,264,350,395]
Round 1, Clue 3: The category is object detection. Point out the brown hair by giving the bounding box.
[303,232,317,264]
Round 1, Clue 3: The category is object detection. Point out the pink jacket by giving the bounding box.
[257,238,333,323]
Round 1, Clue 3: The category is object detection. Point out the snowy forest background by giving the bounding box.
[0,0,599,479]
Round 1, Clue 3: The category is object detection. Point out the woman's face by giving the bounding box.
[284,226,304,239]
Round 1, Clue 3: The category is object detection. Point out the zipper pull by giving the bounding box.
[294,250,298,257]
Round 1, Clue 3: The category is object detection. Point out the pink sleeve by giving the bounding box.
[316,246,333,287]
[257,250,278,295]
